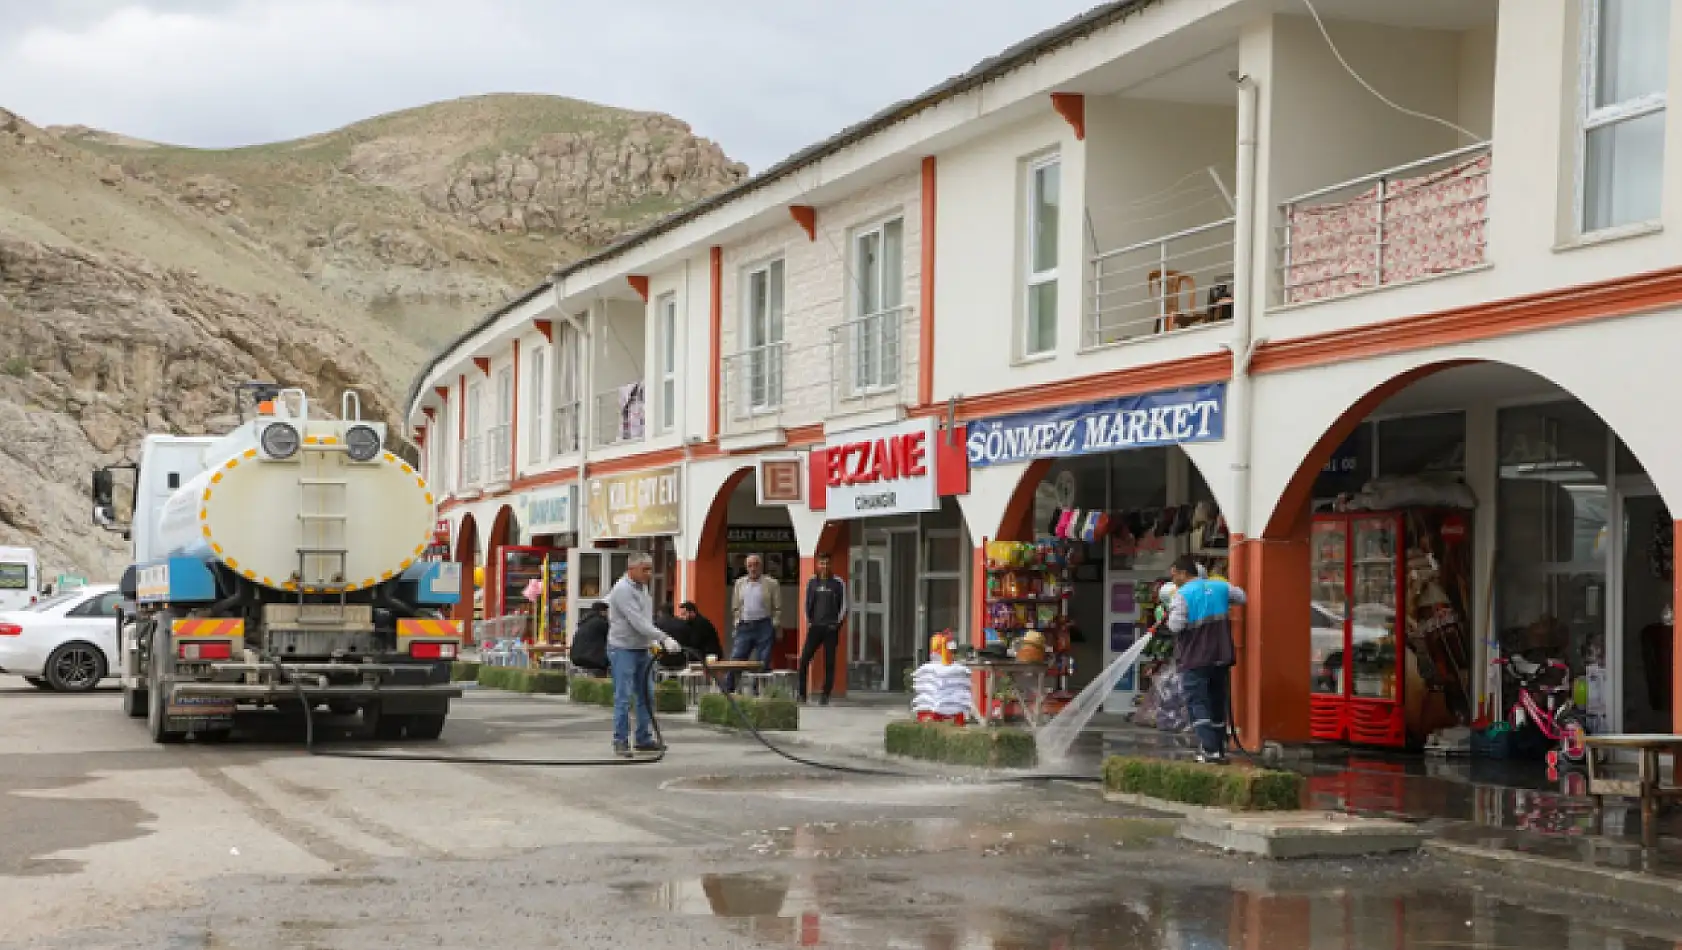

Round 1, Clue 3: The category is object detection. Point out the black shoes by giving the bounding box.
[819,695,830,706]
[634,741,666,753]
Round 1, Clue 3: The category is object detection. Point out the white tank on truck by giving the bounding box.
[92,384,464,745]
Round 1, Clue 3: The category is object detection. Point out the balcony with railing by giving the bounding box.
[593,383,647,448]
[458,435,483,489]
[720,342,786,438]
[829,306,909,416]
[1275,144,1492,308]
[552,400,581,457]
[486,423,511,483]
[1085,218,1235,348]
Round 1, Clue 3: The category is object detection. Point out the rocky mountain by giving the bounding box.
[0,95,746,581]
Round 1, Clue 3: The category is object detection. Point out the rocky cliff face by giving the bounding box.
[1,94,745,581]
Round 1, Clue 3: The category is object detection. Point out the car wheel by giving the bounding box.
[23,676,52,690]
[44,642,107,693]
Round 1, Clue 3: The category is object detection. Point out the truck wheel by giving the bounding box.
[406,714,446,740]
[122,683,147,718]
[147,618,185,744]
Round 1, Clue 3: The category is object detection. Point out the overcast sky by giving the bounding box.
[0,0,1104,170]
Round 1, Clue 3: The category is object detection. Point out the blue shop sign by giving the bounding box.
[965,383,1226,469]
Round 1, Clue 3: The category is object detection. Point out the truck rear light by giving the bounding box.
[0,623,20,636]
[179,641,233,661]
[409,641,457,660]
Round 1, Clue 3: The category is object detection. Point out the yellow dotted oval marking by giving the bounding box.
[224,459,238,470]
[210,471,224,484]
[211,543,224,555]
[201,490,212,503]
[399,463,415,476]
[383,452,397,464]
[226,558,240,569]
[261,577,274,587]
[283,581,298,591]
[241,569,256,580]
[380,571,394,582]
[201,525,212,538]
[322,436,338,445]
[243,449,257,459]
[199,509,208,521]
[362,578,378,588]
[413,544,426,556]
[399,559,414,572]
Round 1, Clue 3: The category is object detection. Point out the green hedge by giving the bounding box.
[1102,755,1302,811]
[451,661,481,682]
[568,676,687,713]
[883,721,1037,769]
[697,692,799,731]
[475,665,568,694]
[569,676,614,706]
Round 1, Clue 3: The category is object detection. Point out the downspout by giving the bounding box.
[1224,72,1263,743]
[555,280,591,548]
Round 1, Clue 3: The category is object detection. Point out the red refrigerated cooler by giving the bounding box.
[1309,508,1473,749]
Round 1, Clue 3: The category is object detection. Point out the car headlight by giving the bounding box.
[344,425,382,462]
[259,422,300,460]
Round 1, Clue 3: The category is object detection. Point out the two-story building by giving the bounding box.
[408,0,1682,750]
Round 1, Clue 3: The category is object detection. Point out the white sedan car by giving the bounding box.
[0,584,121,692]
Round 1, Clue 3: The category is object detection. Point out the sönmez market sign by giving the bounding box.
[965,383,1225,468]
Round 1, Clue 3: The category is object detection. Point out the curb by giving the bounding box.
[1103,791,1428,859]
[1426,839,1682,911]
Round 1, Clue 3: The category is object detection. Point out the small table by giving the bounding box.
[1582,734,1682,848]
[528,645,568,669]
[699,660,764,694]
[972,659,1050,728]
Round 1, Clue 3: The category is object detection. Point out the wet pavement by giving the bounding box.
[11,679,1682,948]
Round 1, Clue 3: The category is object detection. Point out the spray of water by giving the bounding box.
[1034,634,1154,764]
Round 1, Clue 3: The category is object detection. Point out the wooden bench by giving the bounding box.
[1583,734,1682,848]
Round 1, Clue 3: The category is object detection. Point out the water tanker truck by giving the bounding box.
[92,384,463,743]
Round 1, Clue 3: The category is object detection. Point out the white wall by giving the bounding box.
[716,171,923,430]
[1085,96,1237,254]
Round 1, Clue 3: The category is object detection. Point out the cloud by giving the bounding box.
[0,0,1102,169]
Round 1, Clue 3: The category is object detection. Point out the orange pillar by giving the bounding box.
[1234,525,1313,744]
[1672,520,1681,782]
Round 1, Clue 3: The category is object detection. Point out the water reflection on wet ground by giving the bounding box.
[624,867,1682,949]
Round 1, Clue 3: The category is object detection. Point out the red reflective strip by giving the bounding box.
[410,642,442,659]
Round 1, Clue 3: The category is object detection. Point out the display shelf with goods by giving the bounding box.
[538,557,568,645]
[494,545,548,641]
[982,539,1077,722]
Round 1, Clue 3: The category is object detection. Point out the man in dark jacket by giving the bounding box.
[677,601,723,659]
[570,602,611,673]
[799,552,848,705]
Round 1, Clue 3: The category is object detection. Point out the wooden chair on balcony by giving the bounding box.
[1148,269,1198,333]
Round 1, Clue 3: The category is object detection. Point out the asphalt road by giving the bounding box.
[7,677,1682,949]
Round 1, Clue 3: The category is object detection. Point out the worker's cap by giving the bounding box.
[591,601,609,611]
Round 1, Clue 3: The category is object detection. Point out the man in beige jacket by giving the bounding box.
[727,554,781,691]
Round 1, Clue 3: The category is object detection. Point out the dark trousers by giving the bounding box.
[1181,664,1231,755]
[798,623,839,699]
[726,617,776,692]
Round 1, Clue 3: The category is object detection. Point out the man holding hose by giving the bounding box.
[606,553,682,758]
[1165,555,1246,764]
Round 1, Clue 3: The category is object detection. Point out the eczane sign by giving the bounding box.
[817,417,939,518]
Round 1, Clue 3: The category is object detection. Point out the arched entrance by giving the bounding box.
[1245,358,1682,747]
[484,504,515,618]
[453,513,479,626]
[690,465,809,680]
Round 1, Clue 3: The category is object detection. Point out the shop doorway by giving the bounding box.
[1614,486,1672,735]
[850,526,916,692]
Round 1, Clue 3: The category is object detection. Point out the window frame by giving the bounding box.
[656,292,678,433]
[1576,0,1671,235]
[1023,153,1062,358]
[526,345,547,464]
[552,321,581,458]
[848,215,905,393]
[741,257,786,411]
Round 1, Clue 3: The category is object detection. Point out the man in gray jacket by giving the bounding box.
[606,553,681,757]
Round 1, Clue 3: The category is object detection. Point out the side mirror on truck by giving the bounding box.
[91,465,135,534]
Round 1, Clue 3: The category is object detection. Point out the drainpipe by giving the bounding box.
[554,280,591,549]
[1224,71,1261,551]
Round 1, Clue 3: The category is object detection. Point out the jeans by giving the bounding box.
[608,647,655,747]
[727,617,776,692]
[798,624,839,700]
[1181,664,1231,756]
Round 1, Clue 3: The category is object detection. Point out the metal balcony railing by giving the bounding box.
[486,423,511,482]
[1085,218,1235,348]
[594,383,647,448]
[829,306,908,412]
[1276,143,1491,307]
[459,435,483,488]
[720,342,787,436]
[552,400,581,457]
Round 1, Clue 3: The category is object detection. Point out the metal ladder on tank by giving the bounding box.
[297,463,349,616]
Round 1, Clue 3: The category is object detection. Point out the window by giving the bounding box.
[850,218,904,391]
[71,591,122,618]
[553,322,581,456]
[526,347,546,463]
[1024,155,1061,356]
[463,380,484,485]
[492,366,513,479]
[744,259,785,409]
[1581,0,1671,232]
[657,293,677,432]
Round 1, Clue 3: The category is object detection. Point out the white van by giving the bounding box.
[0,547,39,612]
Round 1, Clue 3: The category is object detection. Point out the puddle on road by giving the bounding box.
[622,870,1682,949]
[742,814,1172,860]
[666,771,1031,807]
[0,779,153,878]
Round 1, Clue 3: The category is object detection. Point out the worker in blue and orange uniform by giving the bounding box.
[1165,555,1247,764]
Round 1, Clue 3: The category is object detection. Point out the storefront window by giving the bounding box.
[1377,411,1464,478]
[1313,423,1372,501]
[1496,402,1610,673]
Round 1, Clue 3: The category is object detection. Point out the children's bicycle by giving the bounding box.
[1495,655,1589,777]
